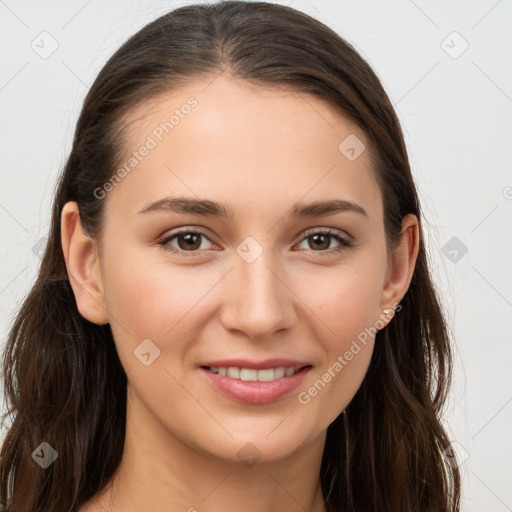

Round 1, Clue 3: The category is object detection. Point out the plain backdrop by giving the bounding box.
[0,0,511,509]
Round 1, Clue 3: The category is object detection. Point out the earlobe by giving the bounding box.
[60,201,109,325]
[377,214,420,324]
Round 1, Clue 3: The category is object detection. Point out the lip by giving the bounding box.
[199,362,312,405]
[200,358,311,371]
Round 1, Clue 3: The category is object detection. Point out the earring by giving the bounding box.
[382,308,393,315]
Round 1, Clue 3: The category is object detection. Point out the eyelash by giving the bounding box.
[157,227,353,257]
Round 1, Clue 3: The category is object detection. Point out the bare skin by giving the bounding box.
[61,74,419,512]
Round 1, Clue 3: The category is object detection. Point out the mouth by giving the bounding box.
[199,360,313,405]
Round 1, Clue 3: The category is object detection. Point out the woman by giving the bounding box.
[0,1,461,510]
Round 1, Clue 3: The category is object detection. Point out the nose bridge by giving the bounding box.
[222,238,294,339]
[239,248,280,300]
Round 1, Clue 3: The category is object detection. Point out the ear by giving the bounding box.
[377,213,420,325]
[61,201,109,325]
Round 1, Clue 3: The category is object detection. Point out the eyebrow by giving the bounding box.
[137,196,369,219]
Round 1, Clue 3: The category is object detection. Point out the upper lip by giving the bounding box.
[200,358,312,371]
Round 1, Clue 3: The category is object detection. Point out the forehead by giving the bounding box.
[104,74,382,223]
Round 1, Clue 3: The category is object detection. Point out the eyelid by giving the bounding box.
[299,226,353,244]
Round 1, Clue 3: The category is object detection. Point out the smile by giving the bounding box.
[206,366,299,382]
[200,363,312,405]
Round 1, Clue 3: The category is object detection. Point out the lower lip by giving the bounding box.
[200,366,311,405]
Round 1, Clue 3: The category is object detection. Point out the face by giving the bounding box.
[74,75,405,464]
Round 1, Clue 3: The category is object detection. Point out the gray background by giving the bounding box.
[1,0,511,509]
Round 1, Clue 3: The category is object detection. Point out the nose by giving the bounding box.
[219,250,296,341]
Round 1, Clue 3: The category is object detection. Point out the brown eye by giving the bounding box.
[308,233,331,251]
[297,229,353,254]
[159,229,214,256]
[176,232,203,251]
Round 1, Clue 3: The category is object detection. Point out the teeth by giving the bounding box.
[208,366,298,382]
[240,368,258,381]
[274,367,286,379]
[227,367,240,379]
[256,368,275,382]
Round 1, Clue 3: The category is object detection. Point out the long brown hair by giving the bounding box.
[0,2,461,510]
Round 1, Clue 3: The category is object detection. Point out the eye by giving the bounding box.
[158,228,215,256]
[296,228,353,255]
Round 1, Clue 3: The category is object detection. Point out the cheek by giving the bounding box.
[102,247,214,337]
[300,257,385,338]
[100,247,226,385]
[292,258,383,423]
[101,261,207,413]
